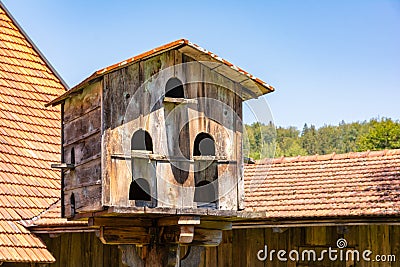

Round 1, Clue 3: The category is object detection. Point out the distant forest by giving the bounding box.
[244,118,400,160]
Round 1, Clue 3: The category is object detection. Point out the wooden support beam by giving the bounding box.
[159,216,200,245]
[199,220,232,230]
[88,217,152,228]
[99,226,150,245]
[158,216,200,227]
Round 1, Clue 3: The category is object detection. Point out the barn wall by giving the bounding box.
[4,225,399,267]
[198,225,400,267]
[3,232,127,267]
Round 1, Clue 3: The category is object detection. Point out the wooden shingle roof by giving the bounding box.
[47,38,275,106]
[0,2,66,263]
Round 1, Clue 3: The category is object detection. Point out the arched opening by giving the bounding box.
[165,77,184,98]
[194,133,215,156]
[194,180,217,208]
[193,132,217,208]
[130,130,154,207]
[129,178,151,201]
[131,129,153,152]
[70,147,75,165]
[70,193,76,215]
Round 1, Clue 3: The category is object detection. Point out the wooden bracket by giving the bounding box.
[179,225,195,243]
[158,216,227,246]
[159,216,199,244]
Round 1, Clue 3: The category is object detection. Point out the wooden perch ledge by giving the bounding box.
[111,151,231,163]
[163,97,197,104]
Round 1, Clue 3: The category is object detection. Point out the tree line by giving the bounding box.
[244,118,400,160]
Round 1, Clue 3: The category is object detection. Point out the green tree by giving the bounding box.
[301,124,318,155]
[244,122,276,160]
[275,127,306,157]
[357,118,400,150]
[244,117,400,160]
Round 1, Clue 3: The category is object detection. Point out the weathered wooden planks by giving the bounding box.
[62,81,103,218]
[63,81,102,124]
[61,47,246,219]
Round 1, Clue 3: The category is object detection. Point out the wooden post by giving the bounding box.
[119,245,144,267]
[119,243,180,267]
[119,244,205,267]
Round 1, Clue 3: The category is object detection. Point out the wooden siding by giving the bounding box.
[5,225,399,267]
[3,232,126,267]
[63,81,103,218]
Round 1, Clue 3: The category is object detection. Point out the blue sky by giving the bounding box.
[3,0,400,129]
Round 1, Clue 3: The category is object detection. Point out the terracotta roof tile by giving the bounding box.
[244,149,400,218]
[0,2,66,263]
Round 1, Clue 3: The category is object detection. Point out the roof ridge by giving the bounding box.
[257,149,400,164]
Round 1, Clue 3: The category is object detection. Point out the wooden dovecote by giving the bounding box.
[49,40,274,260]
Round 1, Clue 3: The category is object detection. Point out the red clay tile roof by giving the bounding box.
[0,2,67,263]
[47,39,275,106]
[244,149,400,218]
